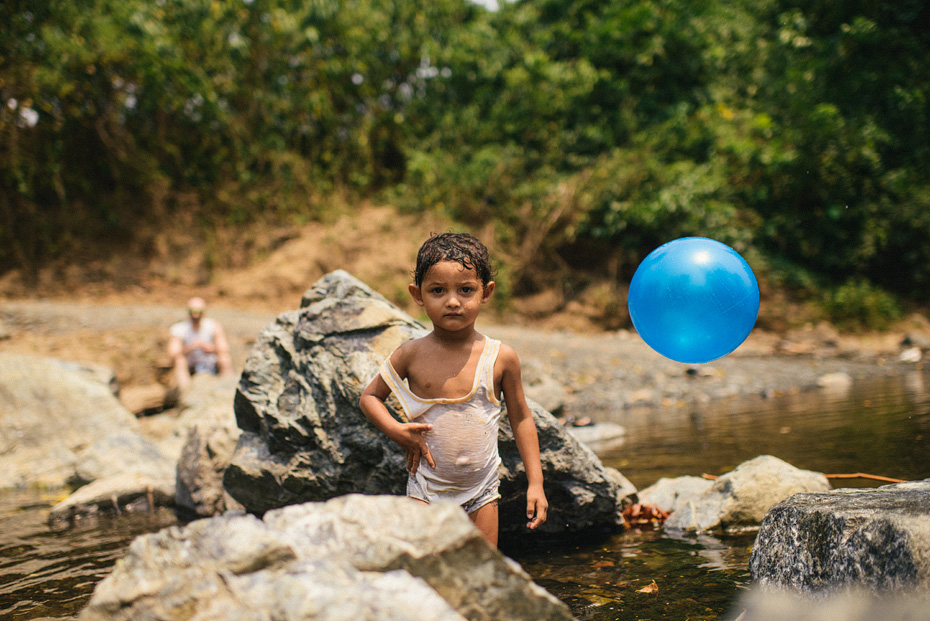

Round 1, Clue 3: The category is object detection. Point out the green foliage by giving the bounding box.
[571,147,752,273]
[0,0,468,274]
[820,278,903,331]
[1,0,929,328]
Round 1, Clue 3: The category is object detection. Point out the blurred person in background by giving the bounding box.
[168,297,232,390]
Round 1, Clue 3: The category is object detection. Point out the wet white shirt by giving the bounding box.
[379,338,503,506]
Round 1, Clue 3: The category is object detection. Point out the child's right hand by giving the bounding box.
[393,422,435,474]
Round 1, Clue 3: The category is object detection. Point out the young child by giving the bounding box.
[359,232,548,546]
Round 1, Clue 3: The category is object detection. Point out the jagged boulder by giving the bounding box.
[749,479,930,595]
[663,455,830,533]
[79,495,573,621]
[224,270,636,535]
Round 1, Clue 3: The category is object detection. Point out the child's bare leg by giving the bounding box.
[469,501,499,547]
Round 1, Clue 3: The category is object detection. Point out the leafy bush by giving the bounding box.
[820,279,903,331]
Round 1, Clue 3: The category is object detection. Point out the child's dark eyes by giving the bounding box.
[426,284,478,295]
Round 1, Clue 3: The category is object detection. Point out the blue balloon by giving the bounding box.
[628,237,759,364]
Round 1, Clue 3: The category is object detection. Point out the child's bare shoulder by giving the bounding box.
[495,341,522,372]
[389,336,432,373]
[497,341,519,360]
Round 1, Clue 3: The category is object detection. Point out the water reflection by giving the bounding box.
[598,371,930,490]
[505,528,755,621]
[0,496,177,620]
[507,370,930,620]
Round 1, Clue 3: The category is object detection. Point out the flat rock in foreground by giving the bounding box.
[224,270,636,535]
[749,479,930,594]
[79,494,572,621]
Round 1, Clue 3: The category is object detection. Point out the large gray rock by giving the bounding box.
[749,479,930,595]
[224,270,636,535]
[663,455,830,533]
[53,374,244,523]
[80,494,573,621]
[0,353,168,490]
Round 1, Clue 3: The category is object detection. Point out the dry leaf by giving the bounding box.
[636,580,658,594]
[622,503,670,528]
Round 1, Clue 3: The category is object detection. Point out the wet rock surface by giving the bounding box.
[749,479,930,594]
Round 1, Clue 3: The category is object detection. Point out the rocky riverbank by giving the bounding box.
[1,295,926,425]
[1,270,926,517]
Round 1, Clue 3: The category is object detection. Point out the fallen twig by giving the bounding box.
[825,472,906,483]
[701,472,905,483]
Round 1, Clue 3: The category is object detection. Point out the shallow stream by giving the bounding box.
[2,370,928,620]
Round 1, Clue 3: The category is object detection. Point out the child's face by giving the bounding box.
[410,260,494,334]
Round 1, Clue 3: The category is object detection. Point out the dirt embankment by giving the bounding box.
[0,205,926,416]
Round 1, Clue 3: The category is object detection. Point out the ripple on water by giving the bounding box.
[0,494,177,620]
[504,527,755,621]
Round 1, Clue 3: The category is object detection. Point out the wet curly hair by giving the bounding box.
[414,232,495,287]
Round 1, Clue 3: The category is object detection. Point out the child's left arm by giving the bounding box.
[498,344,548,530]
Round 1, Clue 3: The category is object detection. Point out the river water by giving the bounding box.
[1,370,928,620]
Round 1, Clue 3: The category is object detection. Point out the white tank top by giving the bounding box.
[379,338,503,505]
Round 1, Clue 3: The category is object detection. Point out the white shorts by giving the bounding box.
[407,474,501,515]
